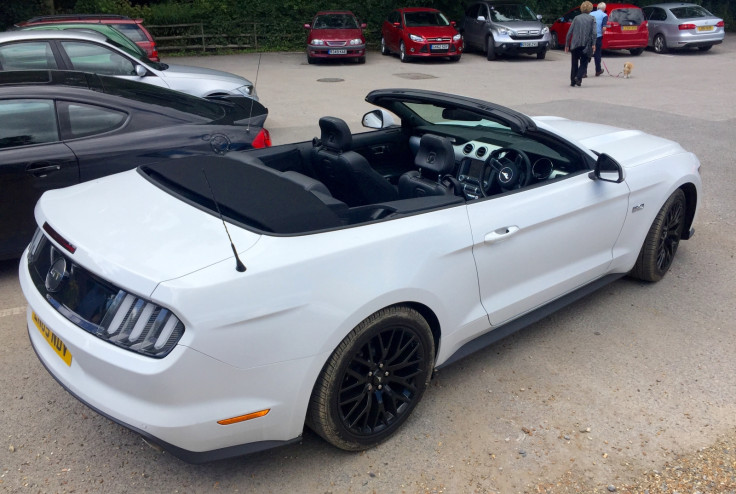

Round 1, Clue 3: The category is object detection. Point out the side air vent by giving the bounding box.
[463,143,474,155]
[476,147,487,158]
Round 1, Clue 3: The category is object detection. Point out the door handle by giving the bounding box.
[484,226,519,244]
[26,162,62,178]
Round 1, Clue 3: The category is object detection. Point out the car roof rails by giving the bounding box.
[25,14,132,23]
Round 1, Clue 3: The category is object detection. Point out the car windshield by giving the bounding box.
[313,14,359,29]
[490,4,537,22]
[670,6,712,19]
[609,8,644,25]
[404,11,450,27]
[404,102,510,130]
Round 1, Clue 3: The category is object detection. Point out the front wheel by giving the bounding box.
[381,37,390,55]
[450,54,461,62]
[630,189,687,282]
[486,36,496,60]
[537,49,547,60]
[399,41,409,62]
[307,306,435,451]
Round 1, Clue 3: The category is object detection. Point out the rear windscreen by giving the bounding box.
[112,24,148,42]
[610,8,644,25]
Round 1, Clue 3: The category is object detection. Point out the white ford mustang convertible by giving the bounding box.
[20,89,701,462]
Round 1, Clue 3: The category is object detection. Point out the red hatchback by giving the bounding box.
[16,14,159,61]
[304,11,366,64]
[549,3,648,55]
[381,8,463,62]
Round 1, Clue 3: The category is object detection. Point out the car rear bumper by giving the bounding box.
[603,34,648,50]
[19,256,312,462]
[670,31,725,48]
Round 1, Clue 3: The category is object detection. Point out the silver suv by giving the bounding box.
[0,30,257,100]
[461,1,550,60]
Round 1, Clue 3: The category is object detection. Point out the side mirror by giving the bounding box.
[590,152,625,183]
[476,15,486,21]
[393,22,401,28]
[537,14,543,21]
[303,23,311,29]
[362,109,397,129]
[360,23,367,29]
[135,64,147,77]
[450,20,457,27]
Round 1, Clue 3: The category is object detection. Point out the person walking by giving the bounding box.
[591,2,608,76]
[565,1,596,87]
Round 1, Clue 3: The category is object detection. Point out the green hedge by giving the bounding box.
[2,0,733,50]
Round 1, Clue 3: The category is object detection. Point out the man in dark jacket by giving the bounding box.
[565,1,597,86]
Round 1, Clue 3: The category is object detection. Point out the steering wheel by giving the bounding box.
[485,147,532,193]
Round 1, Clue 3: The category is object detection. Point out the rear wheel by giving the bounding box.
[698,45,712,52]
[307,306,435,451]
[653,34,668,54]
[630,189,687,282]
[486,36,496,60]
[629,47,644,56]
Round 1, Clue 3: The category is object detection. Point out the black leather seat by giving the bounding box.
[311,116,398,207]
[399,134,456,198]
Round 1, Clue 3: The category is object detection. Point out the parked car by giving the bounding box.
[19,88,701,462]
[0,69,270,260]
[18,22,149,58]
[549,3,648,55]
[0,30,258,100]
[16,14,159,61]
[381,7,463,62]
[642,3,725,53]
[460,0,550,60]
[304,11,366,64]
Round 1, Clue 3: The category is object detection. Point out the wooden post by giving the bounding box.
[200,23,205,52]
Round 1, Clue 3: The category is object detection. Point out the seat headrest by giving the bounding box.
[318,116,352,151]
[414,134,455,175]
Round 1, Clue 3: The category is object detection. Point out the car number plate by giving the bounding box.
[328,49,347,55]
[520,41,538,47]
[622,26,637,31]
[697,25,714,31]
[32,311,72,366]
[431,44,450,50]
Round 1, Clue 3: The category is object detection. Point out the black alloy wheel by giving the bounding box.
[307,306,435,450]
[631,189,687,282]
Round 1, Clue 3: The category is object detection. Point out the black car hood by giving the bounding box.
[365,88,536,134]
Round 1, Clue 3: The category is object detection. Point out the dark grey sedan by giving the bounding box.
[642,3,725,53]
[0,70,270,260]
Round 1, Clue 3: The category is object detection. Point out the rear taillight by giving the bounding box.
[606,21,620,29]
[151,46,159,61]
[716,21,724,27]
[252,128,272,148]
[679,23,696,30]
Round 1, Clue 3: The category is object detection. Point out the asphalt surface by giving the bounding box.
[1,37,735,493]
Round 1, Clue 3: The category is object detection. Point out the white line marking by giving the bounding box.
[0,306,27,318]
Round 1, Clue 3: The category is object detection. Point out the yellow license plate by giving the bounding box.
[622,26,637,31]
[697,25,714,31]
[32,312,72,366]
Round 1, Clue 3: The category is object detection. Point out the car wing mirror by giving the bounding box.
[450,20,457,27]
[477,16,486,21]
[393,22,401,28]
[362,109,397,129]
[537,14,543,21]
[361,23,367,29]
[135,65,147,77]
[304,23,311,29]
[590,152,625,183]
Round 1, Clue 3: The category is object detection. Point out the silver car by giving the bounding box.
[0,30,257,100]
[642,3,725,53]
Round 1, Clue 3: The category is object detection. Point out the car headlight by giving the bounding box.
[311,39,325,46]
[496,27,512,35]
[349,38,362,45]
[409,34,424,42]
[237,84,256,98]
[542,26,550,34]
[453,33,462,42]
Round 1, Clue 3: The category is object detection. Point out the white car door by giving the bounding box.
[468,171,629,326]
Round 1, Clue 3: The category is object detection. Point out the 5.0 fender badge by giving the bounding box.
[632,203,645,213]
[45,257,68,293]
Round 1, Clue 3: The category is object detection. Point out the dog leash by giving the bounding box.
[602,59,624,78]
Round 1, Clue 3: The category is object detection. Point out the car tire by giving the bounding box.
[486,36,496,60]
[357,56,366,64]
[381,37,390,55]
[537,49,547,60]
[306,305,435,451]
[629,48,644,56]
[630,189,687,282]
[450,54,461,62]
[653,34,668,54]
[550,32,558,50]
[399,41,410,63]
[307,55,315,65]
[698,45,712,52]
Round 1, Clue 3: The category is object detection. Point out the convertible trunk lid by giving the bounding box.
[33,169,262,297]
[533,117,688,167]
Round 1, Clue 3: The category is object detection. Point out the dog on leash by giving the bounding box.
[623,62,634,78]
